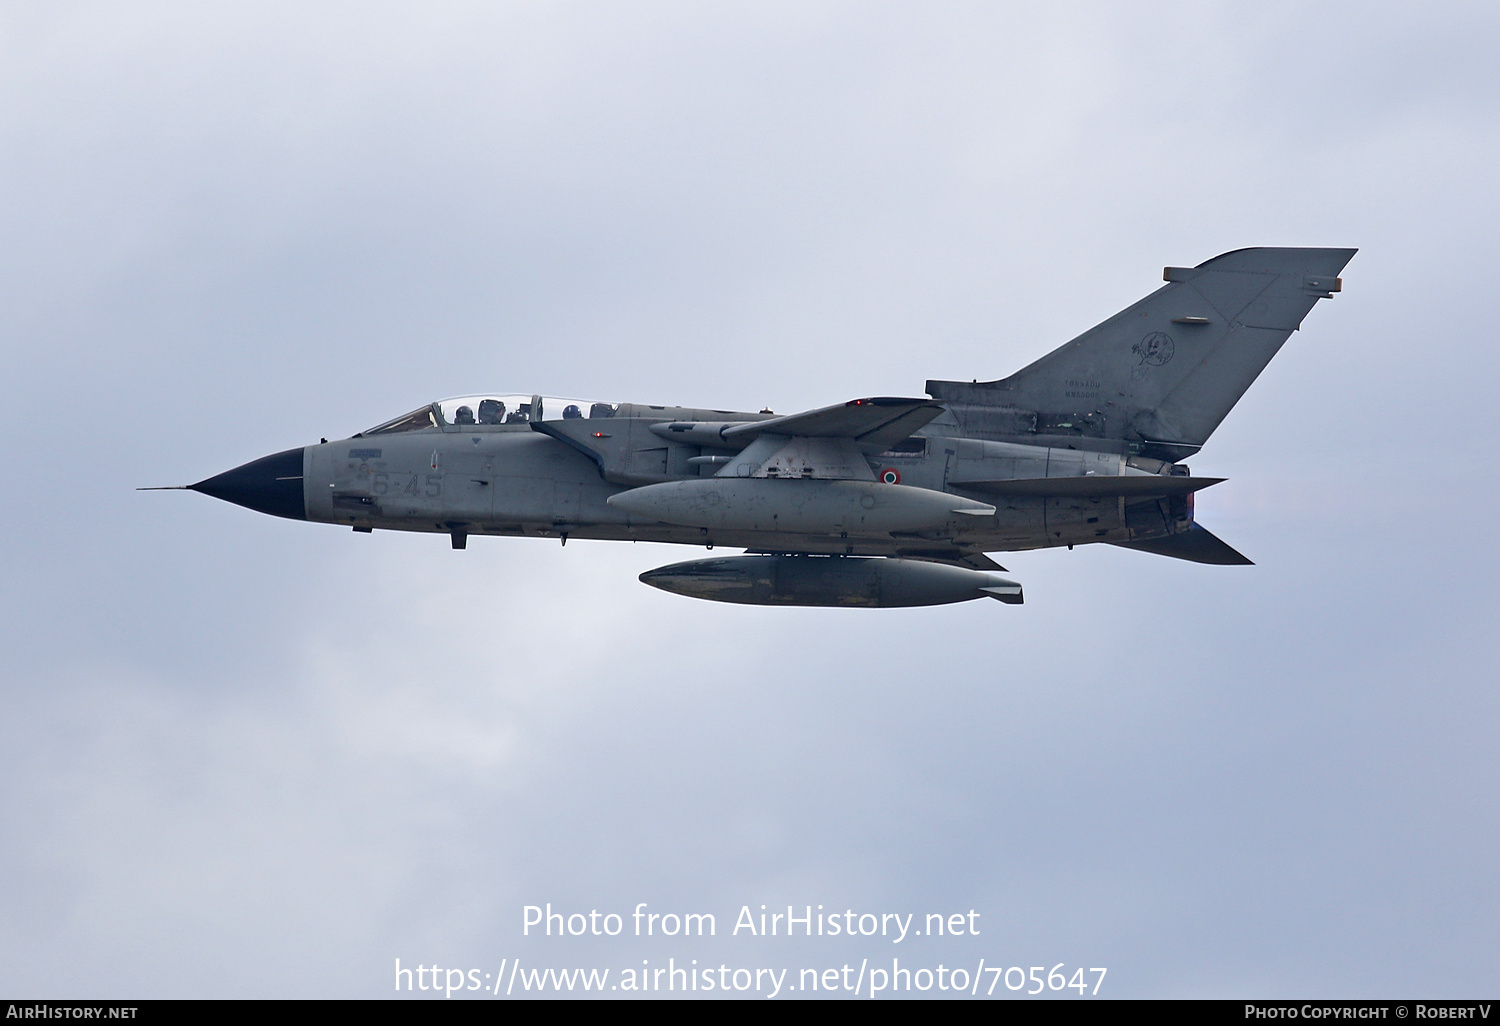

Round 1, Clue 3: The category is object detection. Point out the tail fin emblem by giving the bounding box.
[1133,331,1175,366]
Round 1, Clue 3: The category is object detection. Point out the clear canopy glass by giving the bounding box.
[362,395,618,435]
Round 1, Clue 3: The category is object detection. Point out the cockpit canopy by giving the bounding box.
[361,395,619,436]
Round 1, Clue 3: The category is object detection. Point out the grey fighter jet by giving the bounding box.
[169,247,1354,607]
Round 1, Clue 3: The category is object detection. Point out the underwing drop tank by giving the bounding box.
[607,479,995,534]
[639,555,1023,608]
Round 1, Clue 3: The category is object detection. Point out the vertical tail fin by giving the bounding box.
[928,247,1356,457]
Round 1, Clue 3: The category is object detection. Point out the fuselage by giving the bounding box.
[180,247,1357,602]
[199,393,1195,561]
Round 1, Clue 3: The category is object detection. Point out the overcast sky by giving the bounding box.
[2,1,1497,999]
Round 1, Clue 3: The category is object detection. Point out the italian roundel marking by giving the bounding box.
[1133,331,1175,366]
[878,468,901,485]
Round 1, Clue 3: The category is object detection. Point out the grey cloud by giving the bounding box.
[2,1,1497,998]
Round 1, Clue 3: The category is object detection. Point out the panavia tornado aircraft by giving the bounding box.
[163,247,1353,608]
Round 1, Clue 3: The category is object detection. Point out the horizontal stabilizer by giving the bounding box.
[722,397,945,450]
[1109,523,1253,565]
[959,476,1224,498]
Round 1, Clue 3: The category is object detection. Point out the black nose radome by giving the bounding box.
[191,447,308,521]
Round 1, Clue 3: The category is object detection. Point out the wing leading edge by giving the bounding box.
[721,397,945,451]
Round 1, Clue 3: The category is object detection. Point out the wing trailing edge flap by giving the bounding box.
[1108,523,1254,565]
[720,397,945,452]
